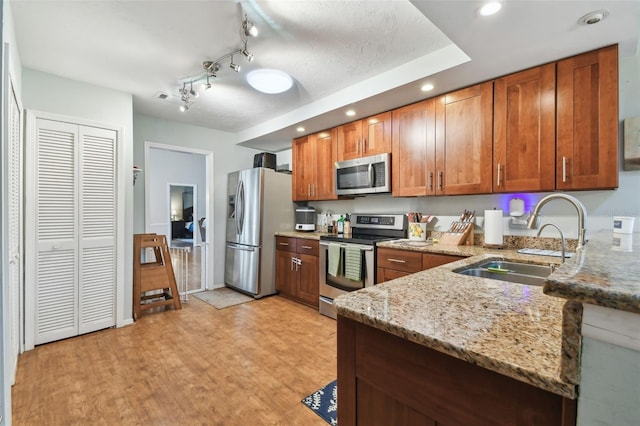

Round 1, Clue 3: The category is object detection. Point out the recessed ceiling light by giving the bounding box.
[296,126,306,132]
[479,2,502,16]
[246,69,293,94]
[345,110,356,117]
[421,83,434,92]
[578,9,609,25]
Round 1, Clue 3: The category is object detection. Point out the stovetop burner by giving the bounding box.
[319,213,407,246]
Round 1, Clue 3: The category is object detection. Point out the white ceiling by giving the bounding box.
[10,1,640,152]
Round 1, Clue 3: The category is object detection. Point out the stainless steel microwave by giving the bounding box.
[335,153,390,196]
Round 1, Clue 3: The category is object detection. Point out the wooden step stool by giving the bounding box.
[133,233,182,320]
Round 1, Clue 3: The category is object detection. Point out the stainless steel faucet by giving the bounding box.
[536,223,566,263]
[527,193,587,251]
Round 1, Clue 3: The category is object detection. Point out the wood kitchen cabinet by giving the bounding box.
[337,111,391,161]
[376,247,463,284]
[338,316,577,426]
[556,45,618,190]
[275,236,319,308]
[493,63,556,192]
[292,129,337,201]
[435,81,494,195]
[392,99,437,196]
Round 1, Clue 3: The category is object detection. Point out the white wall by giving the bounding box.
[311,53,640,241]
[133,113,259,285]
[21,69,134,321]
[147,148,206,242]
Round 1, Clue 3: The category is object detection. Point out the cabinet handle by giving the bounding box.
[496,163,502,187]
[307,184,310,198]
[428,171,433,190]
[387,258,406,264]
[301,245,312,250]
[562,156,567,183]
[311,183,315,197]
[279,242,289,246]
[437,171,443,190]
[362,138,366,154]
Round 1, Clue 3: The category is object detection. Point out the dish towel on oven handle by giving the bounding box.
[344,246,362,281]
[328,243,341,277]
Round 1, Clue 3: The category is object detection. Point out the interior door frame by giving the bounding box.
[144,142,214,290]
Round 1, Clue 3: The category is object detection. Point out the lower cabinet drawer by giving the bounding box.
[276,236,296,253]
[377,248,423,273]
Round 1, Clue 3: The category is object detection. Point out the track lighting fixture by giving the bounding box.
[170,10,267,113]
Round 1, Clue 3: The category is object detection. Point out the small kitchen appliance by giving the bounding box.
[295,206,316,231]
[319,213,407,319]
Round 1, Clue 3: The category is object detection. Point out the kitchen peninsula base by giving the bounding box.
[337,316,576,426]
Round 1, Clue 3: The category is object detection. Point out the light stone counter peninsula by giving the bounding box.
[335,241,578,399]
[543,230,640,314]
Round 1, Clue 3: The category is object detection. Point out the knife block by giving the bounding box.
[439,223,474,246]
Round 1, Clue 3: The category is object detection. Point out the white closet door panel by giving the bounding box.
[79,126,116,332]
[79,246,115,333]
[35,249,78,344]
[36,120,77,242]
[34,119,79,345]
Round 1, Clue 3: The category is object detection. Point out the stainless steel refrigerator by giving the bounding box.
[224,167,293,298]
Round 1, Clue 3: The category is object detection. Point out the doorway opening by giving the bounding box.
[144,142,214,293]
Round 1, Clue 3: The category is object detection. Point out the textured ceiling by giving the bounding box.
[9,0,640,152]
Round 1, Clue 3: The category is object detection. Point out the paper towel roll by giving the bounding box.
[484,210,504,246]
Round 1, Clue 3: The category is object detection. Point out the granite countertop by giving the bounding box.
[543,230,640,314]
[334,248,578,399]
[274,231,329,240]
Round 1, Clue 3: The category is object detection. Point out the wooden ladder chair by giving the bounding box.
[133,233,182,320]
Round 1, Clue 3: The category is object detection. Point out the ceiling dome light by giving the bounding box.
[246,69,293,94]
[421,83,434,92]
[479,1,502,16]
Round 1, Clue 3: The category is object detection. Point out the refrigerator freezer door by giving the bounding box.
[224,243,260,295]
[226,168,263,247]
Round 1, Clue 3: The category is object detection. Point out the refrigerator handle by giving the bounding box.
[238,179,245,235]
[226,242,255,252]
[234,179,241,235]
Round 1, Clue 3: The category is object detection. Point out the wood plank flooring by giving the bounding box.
[12,295,337,425]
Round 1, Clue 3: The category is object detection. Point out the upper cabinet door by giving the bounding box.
[435,81,494,195]
[557,45,619,190]
[312,129,338,200]
[493,63,556,192]
[337,120,362,161]
[362,111,392,158]
[337,112,391,161]
[392,100,436,197]
[292,136,314,201]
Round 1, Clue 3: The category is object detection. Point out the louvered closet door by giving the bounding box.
[34,119,79,345]
[78,126,116,334]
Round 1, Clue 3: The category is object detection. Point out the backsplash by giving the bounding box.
[427,231,578,252]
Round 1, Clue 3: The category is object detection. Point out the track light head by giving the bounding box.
[243,15,258,37]
[242,49,254,62]
[230,62,241,72]
[179,104,188,112]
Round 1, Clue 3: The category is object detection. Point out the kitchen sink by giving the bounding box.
[454,260,553,286]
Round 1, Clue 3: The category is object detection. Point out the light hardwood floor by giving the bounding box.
[12,296,337,425]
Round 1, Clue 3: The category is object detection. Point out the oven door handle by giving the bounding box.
[319,242,373,251]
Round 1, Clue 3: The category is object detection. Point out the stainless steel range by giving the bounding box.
[319,213,407,319]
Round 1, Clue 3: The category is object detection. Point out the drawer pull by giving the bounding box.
[301,245,312,250]
[387,258,406,264]
[279,242,289,246]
